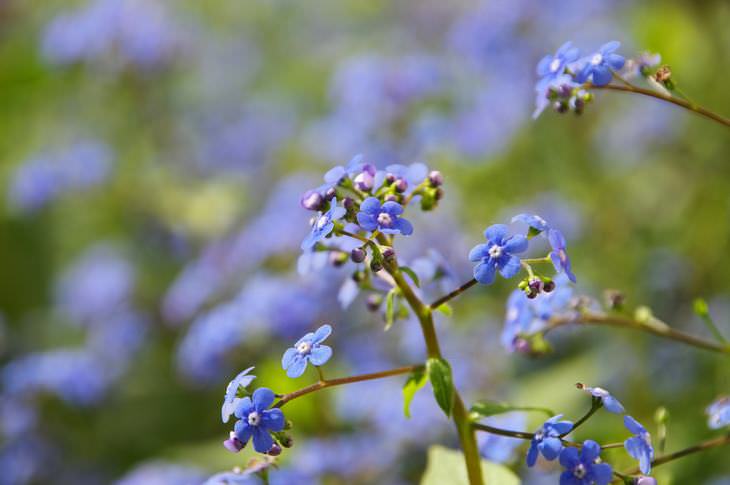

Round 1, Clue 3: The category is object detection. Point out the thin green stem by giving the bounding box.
[337,229,370,244]
[520,256,552,265]
[591,83,730,128]
[429,278,478,310]
[563,400,602,437]
[546,312,730,355]
[273,365,420,408]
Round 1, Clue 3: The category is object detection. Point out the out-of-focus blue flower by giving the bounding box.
[373,162,429,191]
[548,229,577,283]
[356,198,413,235]
[706,396,730,429]
[478,412,527,463]
[526,414,573,466]
[222,367,256,423]
[558,440,612,485]
[301,200,347,251]
[282,325,333,378]
[624,415,654,474]
[582,385,625,414]
[576,41,625,86]
[114,461,206,485]
[469,224,528,284]
[230,388,285,453]
[512,213,549,234]
[536,42,580,89]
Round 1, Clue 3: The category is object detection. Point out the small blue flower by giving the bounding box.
[512,213,550,234]
[281,324,333,378]
[536,42,580,89]
[582,385,625,414]
[548,228,577,283]
[301,200,347,251]
[624,415,654,474]
[221,367,256,423]
[229,388,285,454]
[356,197,413,235]
[526,415,573,466]
[559,440,613,485]
[576,41,625,87]
[469,224,528,285]
[706,396,730,429]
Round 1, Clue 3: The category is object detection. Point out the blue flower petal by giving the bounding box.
[252,388,275,412]
[281,347,298,370]
[382,201,404,216]
[526,441,539,467]
[540,436,563,460]
[600,41,621,54]
[474,260,497,285]
[262,408,285,432]
[251,426,274,453]
[623,415,645,435]
[591,66,612,86]
[312,324,332,343]
[503,234,528,253]
[484,224,509,244]
[581,440,601,462]
[359,197,381,214]
[498,255,522,279]
[324,166,346,184]
[285,355,308,378]
[602,395,625,414]
[394,217,414,236]
[468,244,488,262]
[356,212,377,231]
[559,447,580,468]
[234,420,253,444]
[309,345,332,366]
[559,471,581,485]
[592,463,614,485]
[234,397,253,419]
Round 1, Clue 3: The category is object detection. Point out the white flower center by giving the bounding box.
[297,341,312,354]
[316,214,329,230]
[549,58,562,73]
[591,53,603,65]
[377,212,393,227]
[247,411,261,426]
[534,430,544,441]
[574,464,587,479]
[488,244,503,259]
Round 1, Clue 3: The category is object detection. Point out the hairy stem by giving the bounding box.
[273,365,420,408]
[591,83,730,128]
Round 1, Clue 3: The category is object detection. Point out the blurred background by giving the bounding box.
[0,0,729,484]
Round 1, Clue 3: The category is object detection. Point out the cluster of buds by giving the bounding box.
[419,170,444,211]
[548,83,593,115]
[518,275,556,299]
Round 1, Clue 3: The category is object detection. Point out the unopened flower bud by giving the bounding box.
[329,252,348,267]
[366,294,382,312]
[654,65,672,84]
[514,338,530,353]
[343,197,355,210]
[384,194,399,203]
[526,290,538,299]
[394,179,408,193]
[543,280,556,293]
[528,277,543,294]
[604,289,625,310]
[267,443,282,456]
[325,187,336,201]
[223,432,245,453]
[385,173,396,184]
[381,247,395,262]
[428,170,443,187]
[352,270,366,282]
[353,171,374,191]
[370,260,383,272]
[300,190,324,211]
[351,247,366,263]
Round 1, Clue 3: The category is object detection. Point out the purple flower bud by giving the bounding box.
[514,338,530,353]
[381,247,395,261]
[428,170,443,187]
[267,443,282,456]
[543,280,556,293]
[394,179,408,193]
[353,171,374,191]
[384,194,399,203]
[385,173,396,184]
[223,432,245,453]
[300,190,324,211]
[325,187,336,201]
[351,247,366,263]
[343,197,355,210]
[366,294,382,312]
[370,260,383,272]
[528,277,543,294]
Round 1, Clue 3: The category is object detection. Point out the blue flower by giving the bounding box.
[356,197,413,235]
[321,154,367,192]
[301,200,347,251]
[229,388,285,454]
[706,396,730,429]
[582,385,625,414]
[536,42,580,89]
[221,367,256,423]
[512,213,550,234]
[281,324,333,378]
[624,415,654,474]
[576,41,625,87]
[559,440,613,485]
[469,224,528,284]
[548,228,577,283]
[526,415,573,466]
[533,74,579,119]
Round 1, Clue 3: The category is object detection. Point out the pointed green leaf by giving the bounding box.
[402,367,427,418]
[400,266,421,287]
[427,357,454,417]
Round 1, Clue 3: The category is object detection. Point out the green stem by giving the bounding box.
[273,365,420,408]
[429,278,478,310]
[591,83,730,128]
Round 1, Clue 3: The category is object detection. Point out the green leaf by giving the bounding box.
[400,266,421,287]
[384,289,396,331]
[427,357,454,417]
[402,367,427,418]
[470,400,554,420]
[421,445,520,485]
[434,303,453,317]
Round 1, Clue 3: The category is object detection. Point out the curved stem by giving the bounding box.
[563,400,602,437]
[429,278,478,310]
[591,83,730,128]
[472,422,534,440]
[273,365,420,408]
[384,248,484,485]
[545,312,730,355]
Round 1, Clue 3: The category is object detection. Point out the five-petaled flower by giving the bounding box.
[222,367,256,423]
[706,396,730,429]
[576,41,625,87]
[624,415,654,475]
[282,324,333,378]
[548,228,577,283]
[580,385,625,414]
[558,440,613,485]
[356,197,413,235]
[226,387,285,454]
[469,224,528,285]
[536,42,580,90]
[301,200,347,251]
[526,414,573,466]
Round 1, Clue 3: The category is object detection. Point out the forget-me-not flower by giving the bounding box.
[536,42,580,89]
[526,414,573,466]
[624,415,654,474]
[356,197,413,235]
[228,388,285,454]
[548,228,577,283]
[581,385,625,414]
[512,213,550,234]
[577,41,625,86]
[469,224,528,285]
[282,324,333,378]
[559,440,612,485]
[706,396,730,429]
[301,200,347,251]
[222,367,256,423]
